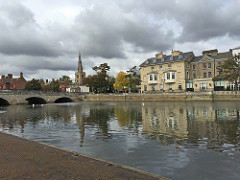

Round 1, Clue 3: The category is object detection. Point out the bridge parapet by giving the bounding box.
[0,91,85,105]
[0,90,86,97]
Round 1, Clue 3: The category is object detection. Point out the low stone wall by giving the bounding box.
[85,91,240,102]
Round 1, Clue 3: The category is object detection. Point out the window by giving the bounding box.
[144,85,147,91]
[203,72,207,78]
[178,83,182,90]
[203,63,207,69]
[192,64,196,70]
[208,72,212,78]
[167,73,170,80]
[186,71,189,79]
[159,65,163,69]
[193,73,196,79]
[168,64,171,68]
[154,74,157,81]
[214,81,224,87]
[150,74,153,81]
[208,63,211,68]
[172,72,175,79]
[152,85,155,91]
[151,67,154,71]
[200,82,207,90]
[169,84,172,90]
[187,82,193,88]
[160,84,163,90]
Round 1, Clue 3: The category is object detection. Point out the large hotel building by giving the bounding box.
[139,47,240,93]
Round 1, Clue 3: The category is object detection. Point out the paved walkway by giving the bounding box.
[0,132,168,180]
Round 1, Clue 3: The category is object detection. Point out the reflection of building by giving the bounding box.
[140,48,232,92]
[75,54,86,85]
[0,72,27,90]
[142,103,188,139]
[141,102,240,146]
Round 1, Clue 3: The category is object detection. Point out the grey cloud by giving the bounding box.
[121,0,240,43]
[0,2,63,57]
[72,1,175,59]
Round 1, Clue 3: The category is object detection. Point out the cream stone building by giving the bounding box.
[140,49,233,92]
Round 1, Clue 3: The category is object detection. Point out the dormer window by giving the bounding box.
[179,55,183,59]
[161,58,165,62]
[168,64,171,68]
[170,56,173,60]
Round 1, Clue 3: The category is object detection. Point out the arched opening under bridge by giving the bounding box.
[0,98,9,106]
[54,97,73,103]
[25,97,47,105]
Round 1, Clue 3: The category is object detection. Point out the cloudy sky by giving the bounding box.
[0,0,240,81]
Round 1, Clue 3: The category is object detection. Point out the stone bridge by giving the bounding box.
[0,90,85,106]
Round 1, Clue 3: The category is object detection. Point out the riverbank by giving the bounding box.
[84,91,240,102]
[0,132,167,180]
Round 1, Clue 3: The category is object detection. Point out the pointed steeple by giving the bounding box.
[75,52,85,85]
[78,52,83,72]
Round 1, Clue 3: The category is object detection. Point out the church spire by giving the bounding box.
[78,52,83,72]
[75,53,85,85]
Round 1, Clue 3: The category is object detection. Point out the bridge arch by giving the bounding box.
[25,97,47,105]
[54,97,73,103]
[0,98,9,106]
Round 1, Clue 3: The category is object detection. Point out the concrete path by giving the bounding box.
[0,132,168,180]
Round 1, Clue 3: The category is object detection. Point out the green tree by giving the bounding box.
[61,75,72,84]
[25,79,42,90]
[126,66,141,92]
[49,80,60,92]
[91,63,111,93]
[114,71,128,91]
[213,54,240,91]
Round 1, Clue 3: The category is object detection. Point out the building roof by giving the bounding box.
[140,51,193,67]
[191,51,231,63]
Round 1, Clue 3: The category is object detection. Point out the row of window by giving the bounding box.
[149,72,176,81]
[144,83,182,91]
[151,64,172,71]
[149,74,158,81]
[192,72,212,79]
[150,62,222,72]
[192,62,222,70]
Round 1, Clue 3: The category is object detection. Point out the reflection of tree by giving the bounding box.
[114,103,142,133]
[81,105,114,137]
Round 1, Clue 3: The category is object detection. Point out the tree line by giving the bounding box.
[24,63,141,93]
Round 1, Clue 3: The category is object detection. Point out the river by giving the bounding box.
[0,101,240,179]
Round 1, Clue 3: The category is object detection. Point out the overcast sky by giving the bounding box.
[0,0,240,81]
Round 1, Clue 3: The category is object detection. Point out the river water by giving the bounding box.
[0,101,240,179]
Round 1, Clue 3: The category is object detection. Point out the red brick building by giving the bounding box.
[0,72,27,90]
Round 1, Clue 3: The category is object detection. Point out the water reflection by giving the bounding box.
[142,102,240,150]
[0,102,240,179]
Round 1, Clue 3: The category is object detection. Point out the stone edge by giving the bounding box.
[0,131,169,180]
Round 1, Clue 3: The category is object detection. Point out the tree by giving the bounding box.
[25,79,42,90]
[126,66,141,92]
[91,63,111,93]
[114,71,128,91]
[49,80,60,92]
[61,75,72,84]
[213,54,240,91]
[92,63,110,75]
